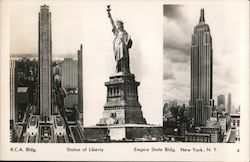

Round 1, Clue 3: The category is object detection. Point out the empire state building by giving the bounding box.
[189,9,214,126]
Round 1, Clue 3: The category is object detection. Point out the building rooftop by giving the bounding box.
[185,132,210,136]
[29,115,37,126]
[55,116,63,126]
[230,113,240,117]
[41,4,49,10]
[87,124,162,128]
[200,125,220,129]
[17,87,29,93]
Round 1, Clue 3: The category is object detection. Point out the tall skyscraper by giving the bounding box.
[227,93,232,114]
[61,58,78,88]
[38,5,52,118]
[10,59,17,124]
[189,9,213,126]
[78,44,83,121]
[217,95,225,106]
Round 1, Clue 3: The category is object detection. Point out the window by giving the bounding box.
[111,113,116,118]
[233,120,236,126]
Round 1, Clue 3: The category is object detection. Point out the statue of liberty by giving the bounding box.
[107,5,132,73]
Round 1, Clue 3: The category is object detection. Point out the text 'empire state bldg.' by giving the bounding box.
[39,5,52,118]
[189,9,214,126]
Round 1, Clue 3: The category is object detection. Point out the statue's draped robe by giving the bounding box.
[112,27,132,73]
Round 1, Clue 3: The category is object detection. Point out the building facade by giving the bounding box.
[77,45,83,121]
[77,45,83,113]
[98,73,146,125]
[185,126,222,143]
[230,113,240,142]
[217,95,225,107]
[227,93,232,114]
[38,5,52,118]
[61,58,78,88]
[10,59,17,124]
[185,132,211,142]
[189,9,214,126]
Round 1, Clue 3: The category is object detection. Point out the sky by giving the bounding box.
[9,0,163,126]
[163,3,248,108]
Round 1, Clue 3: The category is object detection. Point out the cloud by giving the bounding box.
[224,69,236,83]
[163,5,184,21]
[163,4,244,106]
[163,5,192,66]
[164,48,189,63]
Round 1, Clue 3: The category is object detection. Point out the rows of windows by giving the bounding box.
[232,119,240,127]
[185,135,210,142]
[107,86,137,96]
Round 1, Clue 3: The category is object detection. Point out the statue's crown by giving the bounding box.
[116,19,124,25]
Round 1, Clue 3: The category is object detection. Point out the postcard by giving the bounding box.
[0,0,249,161]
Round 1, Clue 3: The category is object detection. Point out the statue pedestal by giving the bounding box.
[98,72,146,125]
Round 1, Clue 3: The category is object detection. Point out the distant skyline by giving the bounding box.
[9,1,163,126]
[163,4,247,107]
[10,53,77,60]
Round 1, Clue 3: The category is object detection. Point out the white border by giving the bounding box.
[0,0,249,161]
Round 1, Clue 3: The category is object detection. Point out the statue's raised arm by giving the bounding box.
[107,5,116,30]
[106,5,132,74]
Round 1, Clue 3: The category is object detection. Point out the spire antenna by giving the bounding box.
[199,8,205,23]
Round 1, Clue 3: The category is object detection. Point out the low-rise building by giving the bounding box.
[230,113,240,142]
[185,132,211,142]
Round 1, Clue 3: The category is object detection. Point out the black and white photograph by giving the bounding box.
[0,0,249,161]
[8,1,162,143]
[9,2,84,143]
[163,4,246,143]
